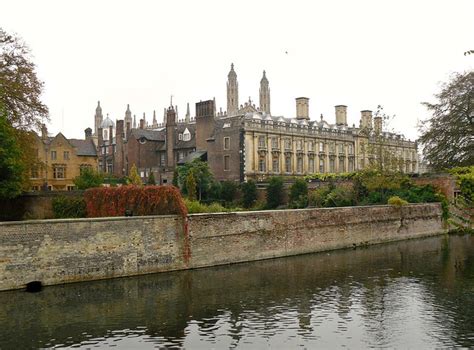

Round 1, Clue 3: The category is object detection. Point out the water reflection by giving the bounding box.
[0,234,473,348]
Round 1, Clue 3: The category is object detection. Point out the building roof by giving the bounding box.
[69,139,97,156]
[177,150,207,165]
[130,128,165,141]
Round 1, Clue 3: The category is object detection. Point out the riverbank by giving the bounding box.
[0,203,445,291]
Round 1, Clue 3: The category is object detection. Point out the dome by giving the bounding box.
[101,116,115,129]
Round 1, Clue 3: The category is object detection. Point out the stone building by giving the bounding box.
[30,125,98,191]
[94,63,418,184]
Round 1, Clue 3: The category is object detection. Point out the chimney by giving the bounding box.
[335,105,347,126]
[360,110,373,129]
[296,97,310,120]
[84,127,92,140]
[139,119,145,129]
[41,124,48,140]
[115,120,125,176]
[374,116,382,135]
[195,99,215,151]
[166,105,177,169]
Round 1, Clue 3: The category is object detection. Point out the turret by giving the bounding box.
[259,70,271,114]
[94,101,103,136]
[226,63,239,116]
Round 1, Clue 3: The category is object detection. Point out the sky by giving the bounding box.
[1,0,473,141]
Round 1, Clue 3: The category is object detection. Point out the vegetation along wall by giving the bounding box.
[0,203,445,291]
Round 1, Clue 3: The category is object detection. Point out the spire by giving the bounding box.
[133,114,137,129]
[94,100,103,136]
[227,63,239,116]
[185,102,190,123]
[152,110,157,127]
[259,70,271,114]
[125,104,132,121]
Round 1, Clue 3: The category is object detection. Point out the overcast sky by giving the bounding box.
[2,0,473,141]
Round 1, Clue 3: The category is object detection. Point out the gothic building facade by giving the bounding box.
[94,64,419,184]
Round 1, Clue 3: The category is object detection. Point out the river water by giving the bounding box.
[1,234,473,349]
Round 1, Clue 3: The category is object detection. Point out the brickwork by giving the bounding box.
[0,203,445,291]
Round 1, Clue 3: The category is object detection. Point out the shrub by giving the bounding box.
[241,180,257,208]
[186,172,197,200]
[207,181,222,203]
[388,196,408,207]
[459,174,474,202]
[147,172,156,185]
[84,185,187,218]
[289,179,308,208]
[128,164,142,186]
[221,181,239,204]
[52,196,86,218]
[324,187,354,207]
[73,167,103,190]
[308,186,331,207]
[184,199,230,214]
[266,176,284,209]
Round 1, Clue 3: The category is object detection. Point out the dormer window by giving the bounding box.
[178,133,183,141]
[183,128,191,141]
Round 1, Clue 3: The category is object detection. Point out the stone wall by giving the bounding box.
[412,174,457,200]
[0,203,445,291]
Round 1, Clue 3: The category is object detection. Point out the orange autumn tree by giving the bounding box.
[84,185,187,218]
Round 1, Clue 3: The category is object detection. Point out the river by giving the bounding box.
[0,234,473,349]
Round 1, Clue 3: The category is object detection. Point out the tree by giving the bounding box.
[289,178,308,208]
[177,159,213,200]
[0,28,48,130]
[73,167,103,190]
[0,108,24,199]
[220,180,238,204]
[266,176,284,209]
[241,180,257,208]
[128,164,142,186]
[186,171,197,201]
[419,71,474,170]
[147,171,156,185]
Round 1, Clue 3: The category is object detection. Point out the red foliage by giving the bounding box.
[84,185,188,218]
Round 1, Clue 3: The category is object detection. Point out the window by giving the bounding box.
[160,153,166,166]
[63,151,70,160]
[329,158,335,172]
[285,156,292,173]
[31,166,39,178]
[104,129,108,140]
[51,151,57,160]
[53,164,66,179]
[338,144,344,154]
[348,158,354,172]
[178,133,183,141]
[224,155,230,171]
[296,140,302,150]
[329,142,335,154]
[178,152,184,161]
[80,164,92,175]
[319,142,324,153]
[406,162,410,173]
[224,137,230,150]
[308,141,313,152]
[297,157,303,173]
[183,128,191,141]
[284,139,292,150]
[308,157,315,173]
[272,158,279,172]
[348,144,354,155]
[67,185,75,191]
[107,161,113,174]
[258,157,266,172]
[319,158,325,173]
[271,137,279,149]
[339,158,345,172]
[258,135,266,149]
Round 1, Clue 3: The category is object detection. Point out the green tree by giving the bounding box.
[241,180,257,208]
[289,178,308,208]
[221,180,238,204]
[128,164,142,186]
[186,171,197,201]
[266,176,284,209]
[0,109,24,199]
[177,159,213,200]
[73,167,103,190]
[0,28,48,130]
[172,167,179,187]
[419,71,474,170]
[147,171,156,185]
